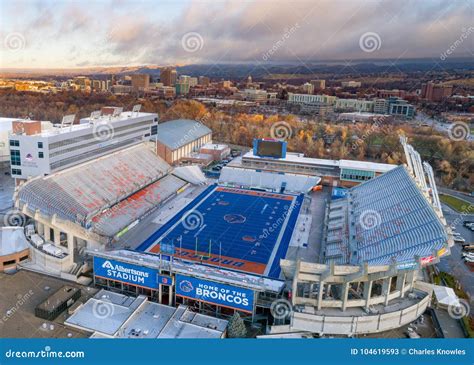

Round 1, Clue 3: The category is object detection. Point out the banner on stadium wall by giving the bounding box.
[175,274,254,312]
[93,256,161,289]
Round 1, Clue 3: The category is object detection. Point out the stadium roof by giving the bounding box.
[243,151,396,172]
[0,227,29,256]
[155,119,211,150]
[339,159,396,173]
[325,165,448,266]
[18,144,171,226]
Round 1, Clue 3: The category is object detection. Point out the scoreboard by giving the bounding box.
[253,139,287,158]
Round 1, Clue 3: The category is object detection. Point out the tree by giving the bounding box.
[227,312,247,338]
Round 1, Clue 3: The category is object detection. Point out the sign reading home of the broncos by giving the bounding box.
[93,256,159,289]
[175,275,254,312]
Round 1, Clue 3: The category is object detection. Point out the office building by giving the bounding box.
[388,98,415,119]
[421,82,453,102]
[301,82,314,94]
[8,107,158,180]
[374,98,389,114]
[175,82,190,95]
[161,67,177,87]
[131,74,150,91]
[310,79,326,90]
[198,76,210,86]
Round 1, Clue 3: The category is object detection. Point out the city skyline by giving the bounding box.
[1,0,473,69]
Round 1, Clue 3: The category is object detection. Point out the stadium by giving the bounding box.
[11,119,453,335]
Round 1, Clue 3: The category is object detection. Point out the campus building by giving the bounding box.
[8,106,158,181]
[155,119,212,164]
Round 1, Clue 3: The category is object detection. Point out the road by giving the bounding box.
[436,203,474,299]
[438,187,474,205]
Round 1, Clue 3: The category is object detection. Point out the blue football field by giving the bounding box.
[137,185,303,278]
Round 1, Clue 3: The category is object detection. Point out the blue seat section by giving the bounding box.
[348,166,448,266]
[267,193,304,278]
[136,184,217,252]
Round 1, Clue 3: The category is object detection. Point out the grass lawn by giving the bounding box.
[439,194,473,213]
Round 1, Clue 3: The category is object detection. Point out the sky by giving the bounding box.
[0,0,473,69]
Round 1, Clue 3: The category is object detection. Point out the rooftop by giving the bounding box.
[0,227,29,256]
[242,151,396,172]
[65,289,227,338]
[155,119,212,150]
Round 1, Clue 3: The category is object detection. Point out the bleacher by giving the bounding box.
[219,167,320,193]
[324,165,448,266]
[91,175,187,237]
[18,144,171,228]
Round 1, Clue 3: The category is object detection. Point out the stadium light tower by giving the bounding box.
[423,162,442,213]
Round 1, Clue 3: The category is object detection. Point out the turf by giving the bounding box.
[137,185,303,278]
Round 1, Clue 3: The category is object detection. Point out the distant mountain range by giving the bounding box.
[1,57,473,80]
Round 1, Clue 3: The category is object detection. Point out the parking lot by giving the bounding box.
[0,270,96,338]
[437,203,474,299]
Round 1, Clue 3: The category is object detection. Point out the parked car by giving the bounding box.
[454,237,466,243]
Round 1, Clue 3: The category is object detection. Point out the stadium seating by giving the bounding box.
[219,167,320,193]
[18,144,171,227]
[324,165,448,266]
[91,175,187,237]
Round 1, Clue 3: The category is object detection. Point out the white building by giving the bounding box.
[1,118,53,168]
[287,93,337,105]
[334,98,374,112]
[8,107,158,180]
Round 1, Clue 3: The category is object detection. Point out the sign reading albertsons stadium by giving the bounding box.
[93,257,160,289]
[175,274,254,312]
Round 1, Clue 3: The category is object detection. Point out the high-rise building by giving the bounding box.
[198,76,210,86]
[301,82,314,94]
[131,74,150,91]
[310,79,326,90]
[189,77,198,87]
[175,82,190,95]
[73,76,91,91]
[161,68,177,86]
[421,82,453,102]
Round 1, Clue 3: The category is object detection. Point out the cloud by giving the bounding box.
[2,0,473,68]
